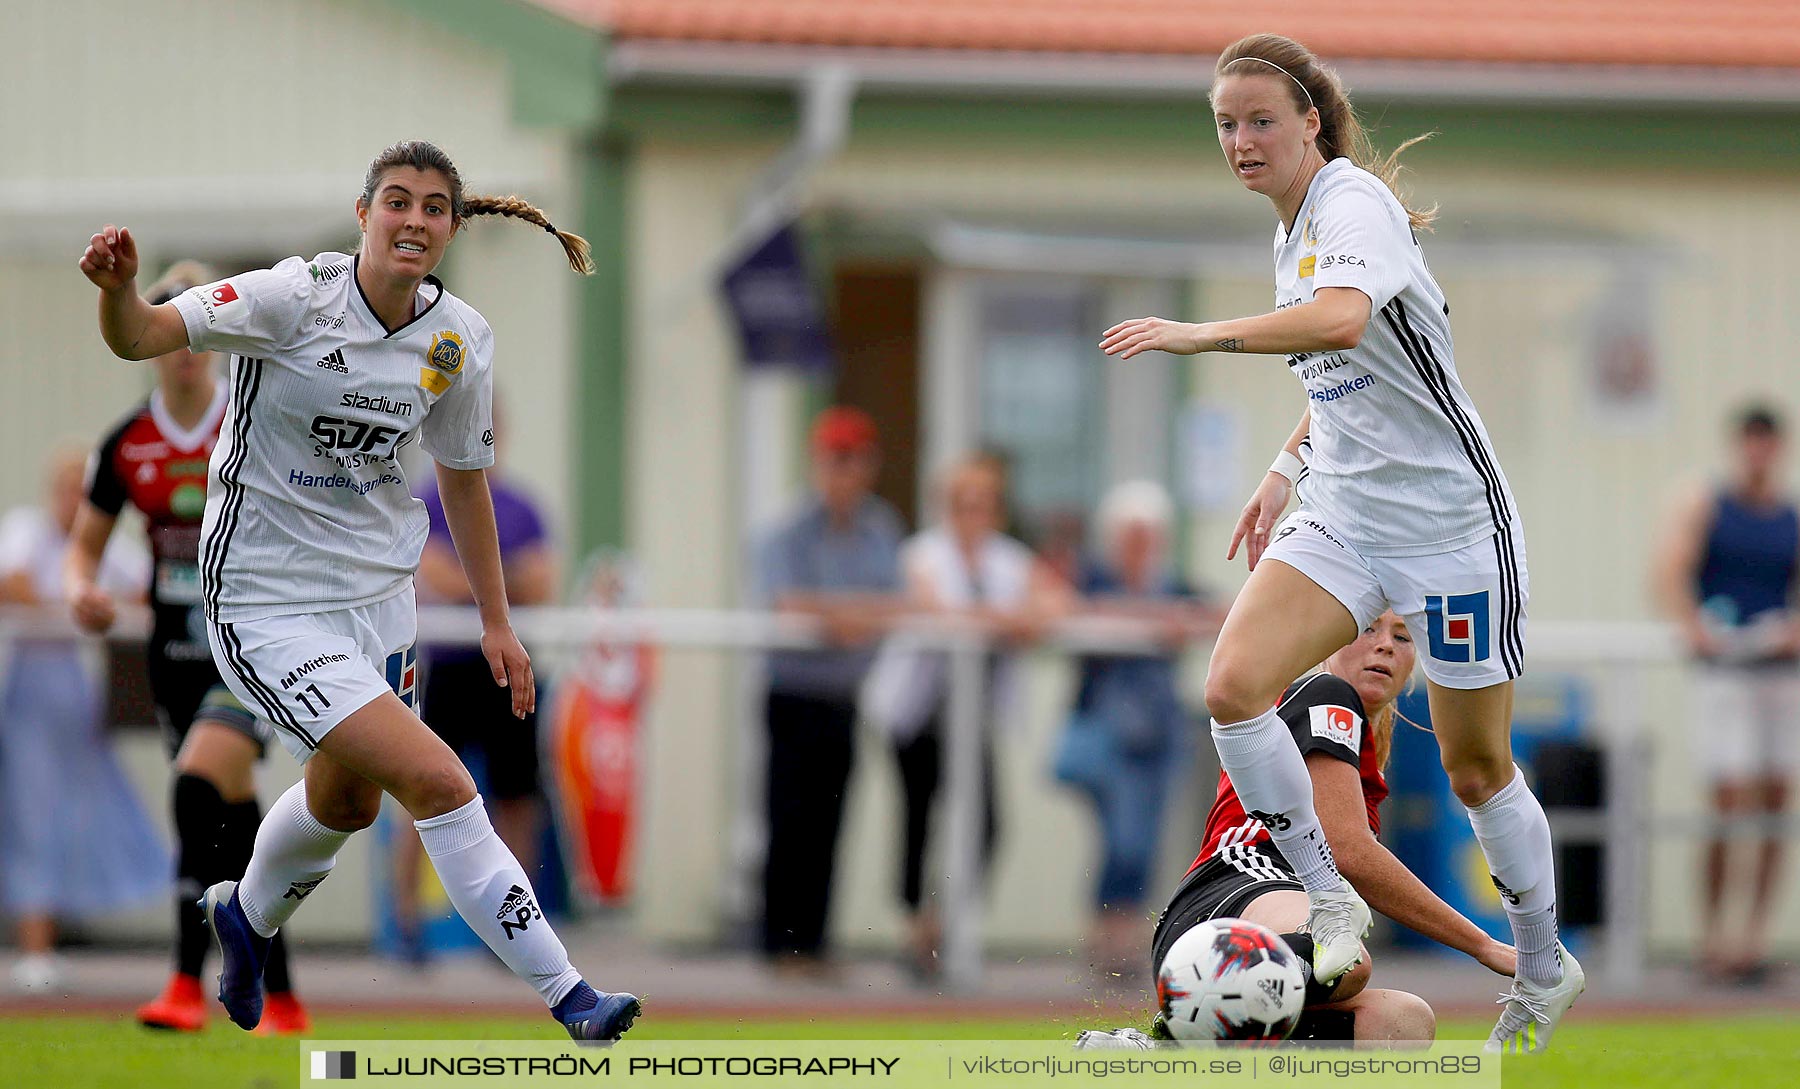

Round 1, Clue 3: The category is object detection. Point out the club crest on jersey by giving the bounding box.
[1309,704,1362,752]
[427,330,465,375]
[1301,213,1319,248]
[1425,591,1491,663]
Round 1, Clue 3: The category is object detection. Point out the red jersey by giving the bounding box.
[1190,673,1389,876]
[86,382,229,661]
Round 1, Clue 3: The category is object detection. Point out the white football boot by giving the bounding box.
[1484,942,1585,1055]
[1074,1027,1157,1050]
[1306,880,1373,984]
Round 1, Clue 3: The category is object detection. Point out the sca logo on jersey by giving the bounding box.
[309,415,405,454]
[1425,591,1491,663]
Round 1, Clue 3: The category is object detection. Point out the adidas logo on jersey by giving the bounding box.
[315,349,348,373]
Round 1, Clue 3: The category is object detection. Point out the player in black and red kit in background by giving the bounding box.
[65,262,309,1034]
[1080,612,1515,1048]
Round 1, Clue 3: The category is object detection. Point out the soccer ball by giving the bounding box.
[1156,917,1307,1042]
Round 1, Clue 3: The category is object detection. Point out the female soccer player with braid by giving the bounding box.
[78,140,640,1042]
[1100,35,1581,1053]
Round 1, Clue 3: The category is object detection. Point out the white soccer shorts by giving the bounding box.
[207,586,420,762]
[1691,664,1800,780]
[1260,508,1529,690]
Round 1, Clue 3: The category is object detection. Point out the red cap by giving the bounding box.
[811,406,879,454]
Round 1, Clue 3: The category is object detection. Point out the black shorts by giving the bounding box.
[149,655,270,759]
[1149,842,1352,1039]
[422,654,541,801]
[1149,842,1305,980]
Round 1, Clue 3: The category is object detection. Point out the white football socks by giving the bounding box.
[416,796,582,1007]
[1466,766,1562,985]
[237,781,352,938]
[1211,708,1342,894]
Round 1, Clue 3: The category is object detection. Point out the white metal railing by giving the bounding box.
[0,605,1730,990]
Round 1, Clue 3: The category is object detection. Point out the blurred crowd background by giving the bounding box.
[4,0,1800,998]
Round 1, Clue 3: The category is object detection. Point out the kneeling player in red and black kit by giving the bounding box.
[1080,612,1516,1048]
[65,262,309,1034]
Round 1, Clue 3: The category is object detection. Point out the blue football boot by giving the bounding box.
[200,881,271,1030]
[553,981,642,1044]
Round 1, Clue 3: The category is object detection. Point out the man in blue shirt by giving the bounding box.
[757,407,904,972]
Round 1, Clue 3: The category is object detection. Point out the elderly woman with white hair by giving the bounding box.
[1054,480,1221,983]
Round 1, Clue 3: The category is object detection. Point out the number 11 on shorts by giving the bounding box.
[295,683,332,716]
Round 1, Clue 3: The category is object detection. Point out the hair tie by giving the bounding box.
[1223,56,1314,110]
[544,222,557,235]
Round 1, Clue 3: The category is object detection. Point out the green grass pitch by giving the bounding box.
[3,1012,1797,1088]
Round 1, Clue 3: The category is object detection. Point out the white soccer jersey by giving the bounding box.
[172,253,495,622]
[1276,158,1517,557]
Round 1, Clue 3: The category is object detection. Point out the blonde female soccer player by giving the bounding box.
[1099,34,1581,1053]
[78,141,638,1043]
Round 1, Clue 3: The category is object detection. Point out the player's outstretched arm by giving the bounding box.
[80,225,190,360]
[1308,752,1515,978]
[64,502,121,633]
[1101,288,1370,359]
[435,463,535,719]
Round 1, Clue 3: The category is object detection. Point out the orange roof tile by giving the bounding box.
[530,0,1800,70]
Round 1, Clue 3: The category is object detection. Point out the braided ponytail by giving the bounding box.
[462,194,595,276]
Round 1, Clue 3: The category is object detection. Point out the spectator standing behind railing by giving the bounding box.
[1654,403,1800,985]
[1053,481,1222,984]
[755,407,904,977]
[862,455,1071,980]
[0,447,156,992]
[391,414,559,965]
